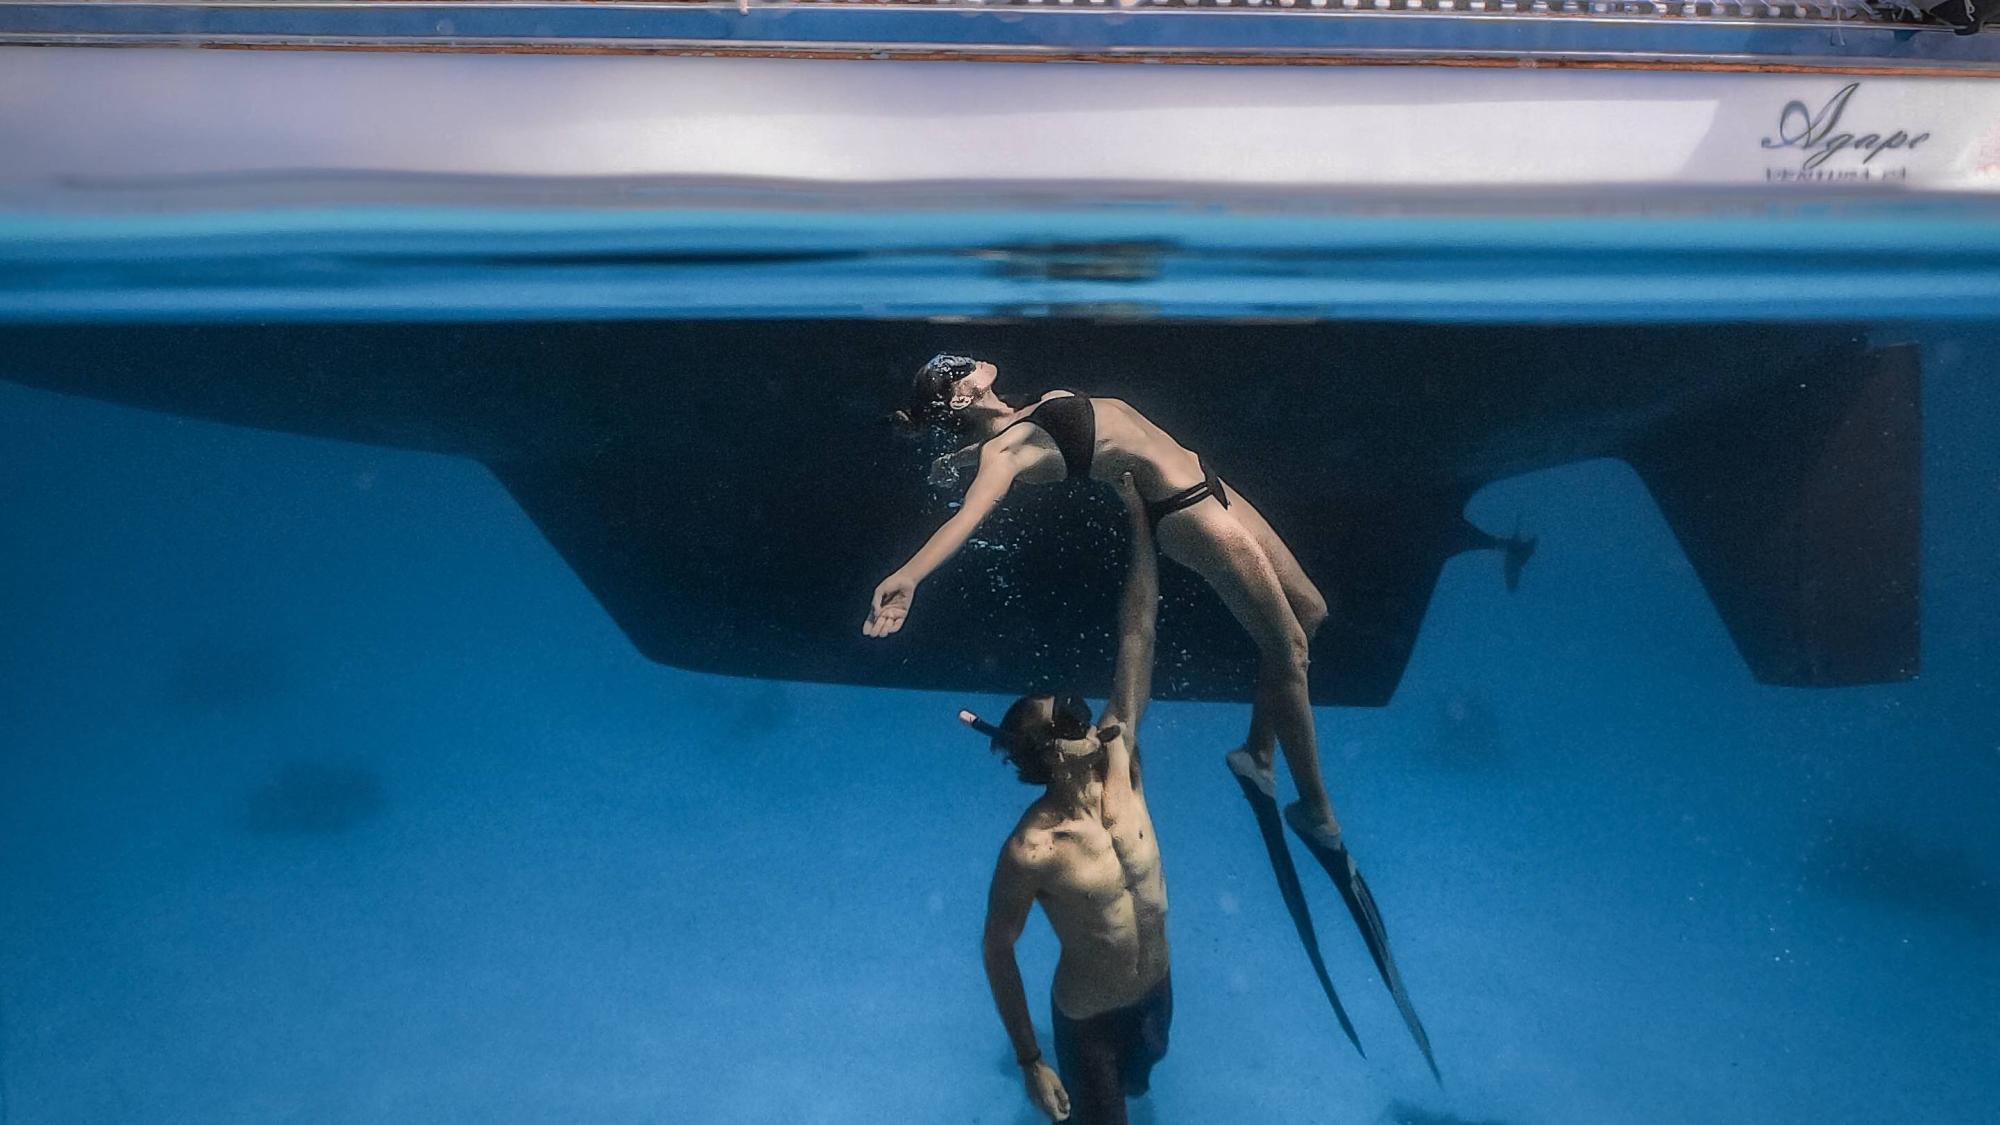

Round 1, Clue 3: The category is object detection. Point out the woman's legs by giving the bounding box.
[1218,486,1329,636]
[1156,506,1340,835]
[1214,486,1328,772]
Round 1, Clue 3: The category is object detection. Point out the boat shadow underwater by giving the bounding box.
[0,319,1924,712]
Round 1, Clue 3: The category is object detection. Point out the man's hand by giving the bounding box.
[1022,1059,1070,1121]
[1115,471,1145,525]
[864,571,917,637]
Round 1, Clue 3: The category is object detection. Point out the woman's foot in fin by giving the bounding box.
[1283,799,1345,853]
[1280,796,1344,856]
[1225,747,1277,801]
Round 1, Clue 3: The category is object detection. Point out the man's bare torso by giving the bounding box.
[1006,734,1170,1019]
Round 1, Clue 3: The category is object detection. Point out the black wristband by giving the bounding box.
[1016,1048,1041,1069]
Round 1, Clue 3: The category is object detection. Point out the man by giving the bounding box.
[965,475,1169,1125]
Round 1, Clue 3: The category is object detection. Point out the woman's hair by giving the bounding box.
[991,694,1060,786]
[892,353,979,432]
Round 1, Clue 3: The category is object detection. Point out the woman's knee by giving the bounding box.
[1297,589,1329,638]
[1257,627,1311,679]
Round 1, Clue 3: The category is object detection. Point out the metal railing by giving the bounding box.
[0,0,1992,70]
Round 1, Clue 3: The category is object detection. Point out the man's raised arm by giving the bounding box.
[1104,473,1159,737]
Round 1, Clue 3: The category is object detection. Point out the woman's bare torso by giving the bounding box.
[1000,393,1207,501]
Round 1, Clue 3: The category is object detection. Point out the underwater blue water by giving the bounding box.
[0,296,1997,1121]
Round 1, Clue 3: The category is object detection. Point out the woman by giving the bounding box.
[865,353,1339,844]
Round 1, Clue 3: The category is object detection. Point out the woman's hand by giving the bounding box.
[930,442,982,489]
[928,452,963,489]
[1022,1059,1070,1121]
[865,571,918,637]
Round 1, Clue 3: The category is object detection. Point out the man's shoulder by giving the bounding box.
[1002,810,1070,868]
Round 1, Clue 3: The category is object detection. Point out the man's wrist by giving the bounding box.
[1016,1046,1042,1069]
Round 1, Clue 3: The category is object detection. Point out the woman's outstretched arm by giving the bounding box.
[864,440,1023,637]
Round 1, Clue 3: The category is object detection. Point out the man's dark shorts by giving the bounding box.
[1051,975,1172,1125]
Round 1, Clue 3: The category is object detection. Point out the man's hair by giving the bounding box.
[992,694,1062,786]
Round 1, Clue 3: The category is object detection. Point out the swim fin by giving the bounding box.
[1227,751,1365,1058]
[1284,801,1442,1084]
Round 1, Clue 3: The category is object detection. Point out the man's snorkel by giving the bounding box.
[959,708,1011,745]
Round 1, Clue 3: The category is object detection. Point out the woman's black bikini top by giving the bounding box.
[999,393,1095,480]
